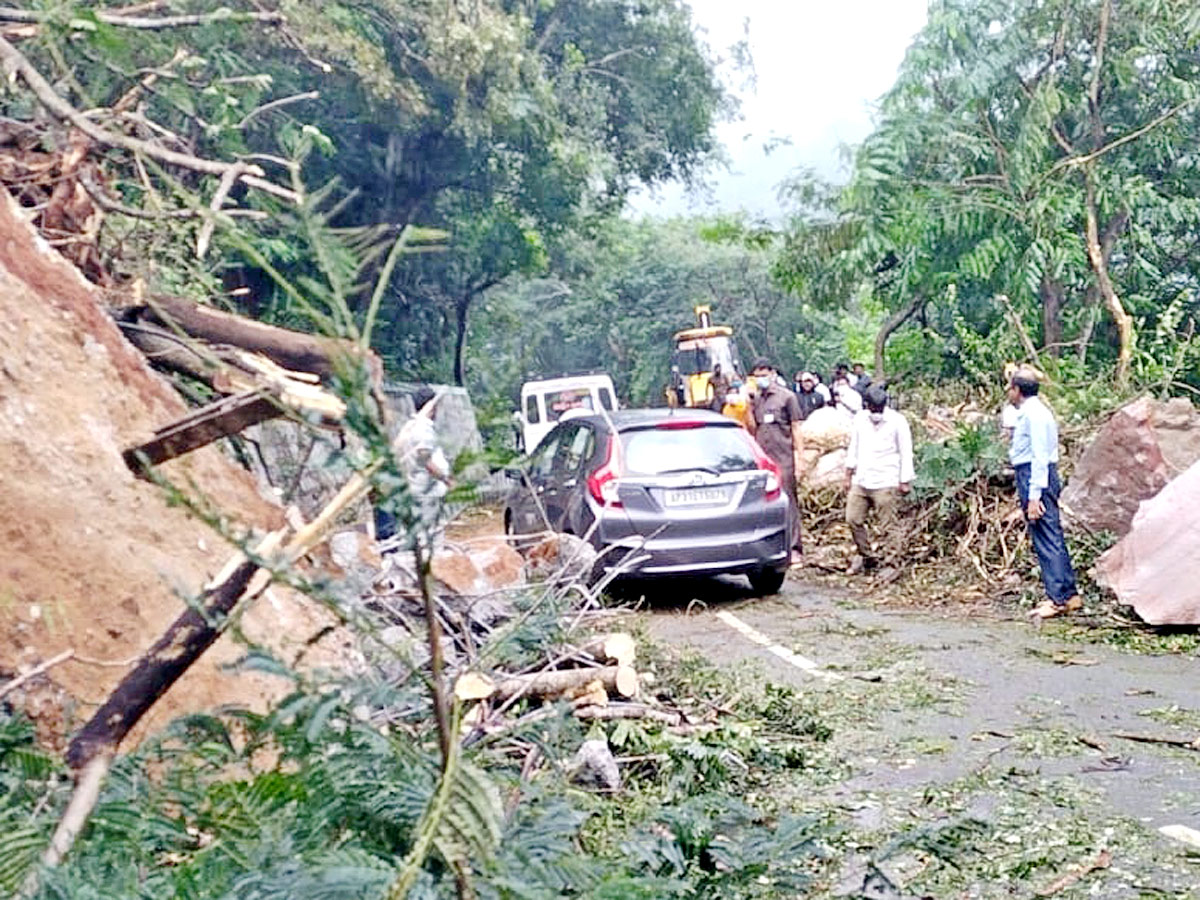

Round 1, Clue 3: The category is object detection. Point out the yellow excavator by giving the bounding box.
[668,305,743,408]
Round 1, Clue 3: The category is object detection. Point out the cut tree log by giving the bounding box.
[568,680,609,709]
[453,671,496,702]
[455,664,638,704]
[577,632,636,667]
[119,320,346,423]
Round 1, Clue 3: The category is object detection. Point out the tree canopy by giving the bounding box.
[776,0,1200,391]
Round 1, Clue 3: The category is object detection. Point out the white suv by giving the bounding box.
[515,374,618,451]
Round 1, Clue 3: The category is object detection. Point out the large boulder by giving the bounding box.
[1095,458,1200,624]
[430,536,526,596]
[799,406,852,453]
[1061,397,1200,537]
[804,448,848,489]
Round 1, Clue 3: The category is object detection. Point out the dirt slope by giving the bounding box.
[0,189,349,749]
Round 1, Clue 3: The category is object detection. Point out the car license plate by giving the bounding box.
[664,486,728,507]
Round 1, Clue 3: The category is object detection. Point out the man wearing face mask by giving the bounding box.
[750,358,805,562]
[843,386,914,575]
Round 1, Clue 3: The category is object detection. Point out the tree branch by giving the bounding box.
[195,163,247,259]
[237,90,320,130]
[1084,170,1134,385]
[79,170,266,221]
[1044,99,1198,179]
[873,293,924,378]
[0,33,294,200]
[1087,0,1111,149]
[0,7,284,30]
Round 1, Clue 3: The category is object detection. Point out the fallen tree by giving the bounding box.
[125,294,380,386]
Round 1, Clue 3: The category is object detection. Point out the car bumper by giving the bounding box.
[597,525,789,577]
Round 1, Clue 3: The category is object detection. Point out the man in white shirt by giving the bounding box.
[1007,368,1081,618]
[375,387,454,554]
[832,376,863,417]
[843,386,914,574]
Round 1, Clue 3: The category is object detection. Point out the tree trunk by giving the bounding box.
[133,294,380,385]
[1039,274,1065,357]
[1084,174,1134,385]
[456,664,640,703]
[453,293,470,386]
[66,557,263,768]
[873,294,925,379]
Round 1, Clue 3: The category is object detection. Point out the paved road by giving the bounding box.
[642,575,1200,897]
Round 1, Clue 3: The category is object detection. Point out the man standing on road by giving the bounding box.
[751,358,805,563]
[844,386,914,575]
[1007,368,1082,618]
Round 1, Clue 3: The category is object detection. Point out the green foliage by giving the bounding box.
[471,215,800,407]
[0,715,57,895]
[622,798,823,897]
[773,0,1200,395]
[914,422,1009,511]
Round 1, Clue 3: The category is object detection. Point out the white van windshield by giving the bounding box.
[545,388,594,422]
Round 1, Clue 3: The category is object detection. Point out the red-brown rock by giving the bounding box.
[430,536,526,596]
[1061,397,1200,537]
[1094,458,1200,624]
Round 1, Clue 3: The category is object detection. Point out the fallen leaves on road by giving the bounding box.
[1034,848,1112,897]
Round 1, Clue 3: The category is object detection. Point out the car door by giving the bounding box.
[541,423,582,530]
[556,422,596,534]
[513,429,562,533]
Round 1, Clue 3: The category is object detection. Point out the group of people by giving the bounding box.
[710,360,877,426]
[735,357,1081,620]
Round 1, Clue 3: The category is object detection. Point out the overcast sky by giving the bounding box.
[630,0,929,220]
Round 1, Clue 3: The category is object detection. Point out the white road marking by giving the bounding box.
[714,610,844,682]
[1160,824,1200,849]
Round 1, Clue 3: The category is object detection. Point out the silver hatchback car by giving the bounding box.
[503,408,793,594]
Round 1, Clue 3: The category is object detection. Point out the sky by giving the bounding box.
[630,0,930,220]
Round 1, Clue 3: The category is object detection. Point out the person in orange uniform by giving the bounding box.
[720,377,756,432]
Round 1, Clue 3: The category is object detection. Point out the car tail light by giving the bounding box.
[745,434,782,500]
[587,435,623,507]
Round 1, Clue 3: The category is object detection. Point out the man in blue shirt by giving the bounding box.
[1007,369,1082,618]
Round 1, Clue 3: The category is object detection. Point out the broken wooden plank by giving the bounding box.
[123,389,281,472]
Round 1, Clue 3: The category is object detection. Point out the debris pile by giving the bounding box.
[354,532,708,747]
[798,406,852,488]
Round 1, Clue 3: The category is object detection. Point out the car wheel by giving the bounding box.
[748,567,786,596]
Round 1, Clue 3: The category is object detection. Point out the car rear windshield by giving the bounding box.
[620,425,757,475]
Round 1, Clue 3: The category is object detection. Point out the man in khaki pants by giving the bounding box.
[844,386,913,574]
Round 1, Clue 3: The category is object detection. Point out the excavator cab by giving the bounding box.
[669,305,742,408]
